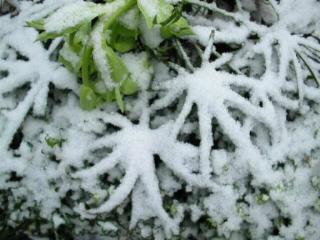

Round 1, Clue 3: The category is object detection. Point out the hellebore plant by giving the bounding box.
[27,0,192,112]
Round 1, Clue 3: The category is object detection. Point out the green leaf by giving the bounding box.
[137,0,173,28]
[102,0,137,30]
[159,3,182,26]
[58,42,81,73]
[137,0,157,28]
[26,19,45,30]
[118,6,140,30]
[65,23,91,55]
[115,87,125,112]
[160,17,193,39]
[45,137,65,148]
[36,23,83,42]
[43,2,103,34]
[58,55,75,73]
[36,31,62,41]
[101,45,139,111]
[112,21,138,39]
[121,77,139,95]
[36,3,99,43]
[105,46,127,83]
[104,45,135,85]
[71,23,92,52]
[66,32,81,53]
[157,0,175,23]
[81,45,93,86]
[103,90,116,102]
[113,38,136,53]
[80,85,101,110]
[137,0,192,41]
[109,22,138,53]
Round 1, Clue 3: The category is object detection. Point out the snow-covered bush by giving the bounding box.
[0,0,320,239]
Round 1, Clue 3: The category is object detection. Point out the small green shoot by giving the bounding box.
[45,137,65,148]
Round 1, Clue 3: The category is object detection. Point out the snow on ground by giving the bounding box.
[0,0,320,239]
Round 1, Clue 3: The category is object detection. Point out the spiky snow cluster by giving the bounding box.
[1,0,320,239]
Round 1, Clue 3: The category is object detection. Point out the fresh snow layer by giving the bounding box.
[1,0,320,239]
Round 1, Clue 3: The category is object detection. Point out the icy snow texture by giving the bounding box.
[1,0,320,239]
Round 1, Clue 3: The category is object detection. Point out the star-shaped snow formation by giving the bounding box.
[243,29,320,109]
[0,21,77,151]
[238,0,320,110]
[152,53,281,183]
[72,107,207,236]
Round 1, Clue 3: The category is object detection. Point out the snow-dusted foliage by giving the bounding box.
[1,0,320,239]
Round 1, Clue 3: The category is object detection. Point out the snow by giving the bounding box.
[1,0,320,239]
[119,6,139,30]
[45,2,100,33]
[139,18,163,48]
[191,20,250,45]
[72,118,206,237]
[0,20,76,151]
[122,52,153,90]
[44,0,128,34]
[91,23,115,89]
[138,0,157,19]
